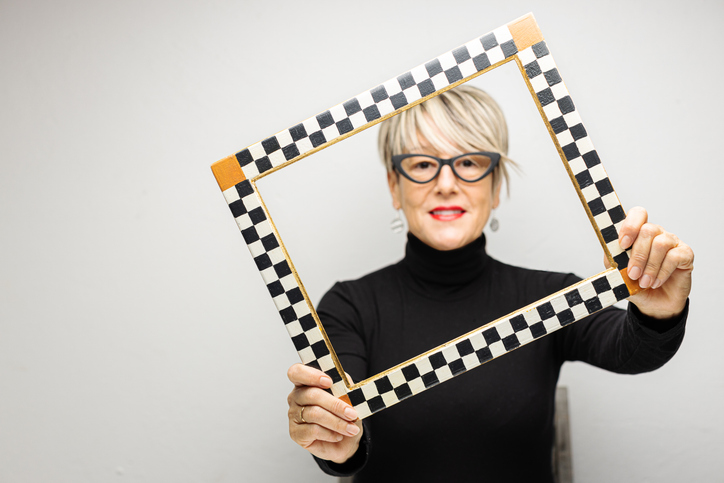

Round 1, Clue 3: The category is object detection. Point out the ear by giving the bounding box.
[387,171,402,210]
[492,181,502,210]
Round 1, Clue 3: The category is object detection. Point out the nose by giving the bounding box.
[434,164,458,194]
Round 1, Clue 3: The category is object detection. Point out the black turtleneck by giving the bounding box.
[315,234,686,483]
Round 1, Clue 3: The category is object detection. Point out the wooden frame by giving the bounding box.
[211,13,641,419]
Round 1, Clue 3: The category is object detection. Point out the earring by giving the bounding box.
[489,211,499,232]
[390,209,405,234]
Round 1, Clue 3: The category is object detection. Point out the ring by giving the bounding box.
[294,406,307,424]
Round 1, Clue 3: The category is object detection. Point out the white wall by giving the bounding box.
[1,1,722,481]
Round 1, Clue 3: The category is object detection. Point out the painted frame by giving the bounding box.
[211,13,641,419]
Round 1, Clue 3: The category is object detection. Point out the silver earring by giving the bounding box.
[390,209,405,234]
[489,211,499,232]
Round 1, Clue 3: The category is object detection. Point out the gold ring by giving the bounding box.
[299,405,307,424]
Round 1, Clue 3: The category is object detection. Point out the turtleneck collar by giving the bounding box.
[400,232,490,287]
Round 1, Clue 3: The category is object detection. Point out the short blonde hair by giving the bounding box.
[378,85,515,191]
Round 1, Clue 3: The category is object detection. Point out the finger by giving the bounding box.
[618,206,648,250]
[627,223,662,282]
[638,231,679,289]
[291,403,361,437]
[651,242,694,289]
[287,363,333,389]
[293,386,358,422]
[290,417,346,445]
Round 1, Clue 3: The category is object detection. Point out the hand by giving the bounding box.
[287,363,363,464]
[611,206,694,320]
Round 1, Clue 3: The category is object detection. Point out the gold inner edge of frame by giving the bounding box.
[511,55,621,269]
[253,182,353,388]
[346,267,621,390]
[248,43,629,393]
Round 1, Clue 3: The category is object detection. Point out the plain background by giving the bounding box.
[2,1,722,481]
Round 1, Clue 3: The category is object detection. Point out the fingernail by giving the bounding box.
[652,278,663,290]
[347,424,360,436]
[628,266,641,280]
[336,434,343,442]
[344,407,358,420]
[620,235,632,249]
[639,274,652,289]
[320,376,332,387]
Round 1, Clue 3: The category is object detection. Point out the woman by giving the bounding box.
[286,86,693,482]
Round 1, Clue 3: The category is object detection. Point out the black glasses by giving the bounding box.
[391,152,500,184]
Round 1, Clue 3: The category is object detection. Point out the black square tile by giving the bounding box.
[444,66,463,84]
[289,123,307,142]
[343,98,362,116]
[371,85,388,102]
[316,111,334,129]
[236,149,253,167]
[255,156,272,173]
[425,59,443,77]
[374,377,393,394]
[231,200,248,219]
[481,33,498,50]
[472,53,491,71]
[261,233,279,251]
[452,46,471,64]
[363,105,381,122]
[398,72,416,90]
[429,352,447,370]
[309,130,326,148]
[262,136,280,154]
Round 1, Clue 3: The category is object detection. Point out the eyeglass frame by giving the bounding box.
[391,151,501,184]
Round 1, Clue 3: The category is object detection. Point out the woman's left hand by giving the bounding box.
[608,206,694,320]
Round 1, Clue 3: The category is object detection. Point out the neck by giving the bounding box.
[402,232,489,286]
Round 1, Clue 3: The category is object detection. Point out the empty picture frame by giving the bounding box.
[211,13,642,419]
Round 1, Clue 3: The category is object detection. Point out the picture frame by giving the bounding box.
[211,12,642,419]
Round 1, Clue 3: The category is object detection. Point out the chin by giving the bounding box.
[426,233,472,251]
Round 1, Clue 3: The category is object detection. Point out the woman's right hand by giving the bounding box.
[287,363,363,464]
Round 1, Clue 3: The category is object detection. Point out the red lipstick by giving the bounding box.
[429,206,465,221]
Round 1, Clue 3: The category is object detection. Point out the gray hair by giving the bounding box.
[378,85,515,191]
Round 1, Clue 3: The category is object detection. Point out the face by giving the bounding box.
[388,141,501,252]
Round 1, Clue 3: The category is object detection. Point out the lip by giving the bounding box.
[429,206,465,221]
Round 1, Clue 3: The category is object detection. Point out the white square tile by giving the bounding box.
[223,186,240,204]
[285,320,303,338]
[298,346,315,364]
[517,47,536,65]
[438,51,457,70]
[357,90,374,108]
[275,129,293,147]
[329,103,347,122]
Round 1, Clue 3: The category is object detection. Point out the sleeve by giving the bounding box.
[557,295,688,373]
[311,282,373,476]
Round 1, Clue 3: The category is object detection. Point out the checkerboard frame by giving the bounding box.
[211,13,642,418]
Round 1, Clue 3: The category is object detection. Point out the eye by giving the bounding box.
[412,161,434,170]
[404,156,438,172]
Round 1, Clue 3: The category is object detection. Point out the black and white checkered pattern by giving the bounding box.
[221,180,347,396]
[345,270,631,418]
[215,19,638,419]
[234,26,518,180]
[518,41,630,269]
